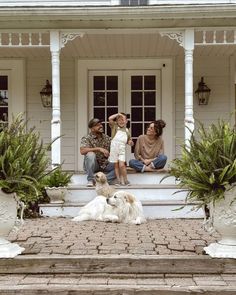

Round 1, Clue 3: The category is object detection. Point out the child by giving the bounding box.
[108,112,133,186]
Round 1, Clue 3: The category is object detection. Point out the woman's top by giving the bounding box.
[134,134,164,160]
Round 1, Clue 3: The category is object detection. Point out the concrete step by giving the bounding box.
[0,274,236,295]
[71,171,176,185]
[39,200,204,219]
[66,184,187,202]
[1,255,236,274]
[0,273,235,295]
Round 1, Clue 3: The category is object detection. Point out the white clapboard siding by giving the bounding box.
[27,59,76,170]
[175,55,231,158]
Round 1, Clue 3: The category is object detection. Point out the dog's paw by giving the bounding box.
[103,214,119,223]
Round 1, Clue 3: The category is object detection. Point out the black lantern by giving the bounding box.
[195,77,211,105]
[40,80,52,108]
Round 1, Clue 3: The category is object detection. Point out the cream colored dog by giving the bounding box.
[107,191,146,225]
[94,171,115,198]
[72,190,146,225]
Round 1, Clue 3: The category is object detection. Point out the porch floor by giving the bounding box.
[1,218,236,294]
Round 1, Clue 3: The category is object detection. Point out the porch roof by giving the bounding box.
[0,4,236,29]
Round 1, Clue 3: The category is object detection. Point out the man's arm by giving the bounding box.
[80,146,109,157]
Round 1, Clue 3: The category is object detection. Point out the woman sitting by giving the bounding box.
[129,120,167,172]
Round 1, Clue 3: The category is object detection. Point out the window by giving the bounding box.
[120,0,148,6]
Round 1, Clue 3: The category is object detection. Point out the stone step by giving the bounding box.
[0,273,235,295]
[39,200,204,219]
[1,255,236,275]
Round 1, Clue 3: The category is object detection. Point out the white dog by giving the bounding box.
[72,191,146,225]
[94,171,115,198]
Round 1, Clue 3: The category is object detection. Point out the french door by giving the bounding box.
[89,69,161,161]
[0,71,10,129]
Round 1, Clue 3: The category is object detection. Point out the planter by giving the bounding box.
[204,186,236,258]
[0,190,25,258]
[45,187,67,204]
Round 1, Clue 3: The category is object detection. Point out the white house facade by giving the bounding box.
[0,0,235,171]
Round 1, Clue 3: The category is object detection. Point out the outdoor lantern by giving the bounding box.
[40,80,52,108]
[195,77,211,105]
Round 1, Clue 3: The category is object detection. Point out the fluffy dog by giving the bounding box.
[72,190,146,225]
[107,191,146,225]
[95,171,115,198]
[72,195,119,223]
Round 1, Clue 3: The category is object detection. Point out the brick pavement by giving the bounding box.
[7,218,219,256]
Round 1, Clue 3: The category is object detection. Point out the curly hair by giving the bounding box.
[150,119,166,138]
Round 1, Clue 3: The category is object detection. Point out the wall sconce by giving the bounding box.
[40,80,52,108]
[195,77,211,105]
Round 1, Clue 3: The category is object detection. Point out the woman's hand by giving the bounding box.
[142,159,152,165]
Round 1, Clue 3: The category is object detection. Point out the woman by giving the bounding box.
[129,120,167,172]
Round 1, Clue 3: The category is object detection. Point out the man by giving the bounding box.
[80,118,116,187]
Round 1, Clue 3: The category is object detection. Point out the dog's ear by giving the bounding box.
[124,193,135,204]
[100,173,107,184]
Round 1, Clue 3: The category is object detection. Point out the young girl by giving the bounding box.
[109,112,133,186]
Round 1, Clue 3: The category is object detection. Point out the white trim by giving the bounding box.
[230,55,236,126]
[77,58,174,171]
[0,59,25,121]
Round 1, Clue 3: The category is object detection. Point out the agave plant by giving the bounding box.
[168,120,236,208]
[0,114,51,204]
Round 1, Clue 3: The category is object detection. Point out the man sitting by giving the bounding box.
[80,118,116,187]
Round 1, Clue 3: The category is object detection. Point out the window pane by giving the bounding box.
[94,108,105,121]
[107,76,118,90]
[0,76,8,89]
[131,76,142,90]
[144,107,155,121]
[144,91,155,106]
[107,92,118,106]
[131,138,137,154]
[131,123,142,137]
[144,76,155,90]
[94,76,105,90]
[131,107,142,121]
[94,92,105,106]
[131,92,142,106]
[106,123,111,137]
[107,107,118,120]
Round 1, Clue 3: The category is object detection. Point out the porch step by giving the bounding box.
[39,200,204,219]
[0,255,235,294]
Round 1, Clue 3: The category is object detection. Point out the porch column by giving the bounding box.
[50,31,61,166]
[183,29,195,146]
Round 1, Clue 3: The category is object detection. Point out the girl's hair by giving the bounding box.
[150,119,166,138]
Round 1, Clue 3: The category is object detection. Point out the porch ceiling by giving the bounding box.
[0,33,235,59]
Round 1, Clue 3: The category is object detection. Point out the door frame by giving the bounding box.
[0,59,25,123]
[77,58,174,171]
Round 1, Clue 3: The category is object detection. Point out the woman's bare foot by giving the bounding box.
[144,165,156,172]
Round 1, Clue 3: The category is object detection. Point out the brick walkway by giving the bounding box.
[7,218,219,256]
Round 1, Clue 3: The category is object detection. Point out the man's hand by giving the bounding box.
[143,159,152,166]
[99,147,110,158]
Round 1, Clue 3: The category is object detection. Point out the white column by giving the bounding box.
[50,31,61,167]
[183,29,195,147]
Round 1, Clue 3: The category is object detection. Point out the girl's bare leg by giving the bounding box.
[119,161,128,185]
[114,162,120,183]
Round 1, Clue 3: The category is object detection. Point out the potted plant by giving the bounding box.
[167,119,236,258]
[43,166,72,203]
[0,114,51,258]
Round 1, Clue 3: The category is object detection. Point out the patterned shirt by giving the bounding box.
[80,132,111,170]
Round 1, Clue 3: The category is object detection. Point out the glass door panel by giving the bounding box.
[125,70,161,159]
[89,71,122,137]
[0,73,9,130]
